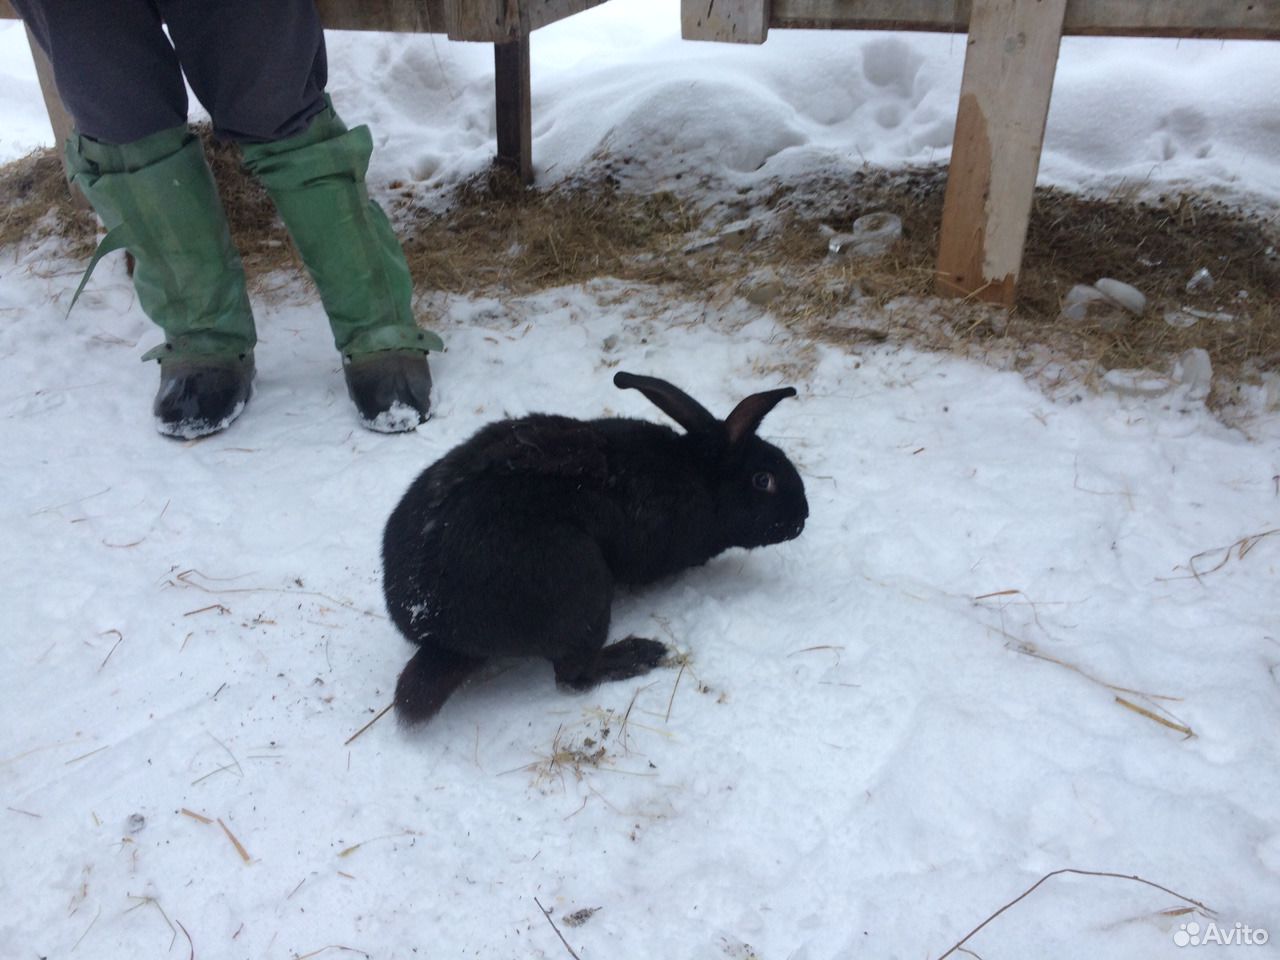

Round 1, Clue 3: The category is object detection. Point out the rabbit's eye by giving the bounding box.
[752,471,777,493]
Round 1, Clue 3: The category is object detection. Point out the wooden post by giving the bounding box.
[445,2,535,182]
[935,0,1068,306]
[682,0,771,42]
[494,34,534,183]
[767,0,1280,40]
[22,23,90,207]
[445,0,523,41]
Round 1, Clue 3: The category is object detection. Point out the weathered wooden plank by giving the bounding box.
[494,35,534,182]
[0,0,612,32]
[770,0,1280,40]
[936,0,1067,305]
[313,0,449,33]
[7,0,1272,38]
[444,0,525,41]
[526,0,612,32]
[24,24,71,150]
[682,0,771,42]
[23,22,89,206]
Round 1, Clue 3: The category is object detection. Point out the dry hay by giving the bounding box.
[736,167,1279,407]
[0,127,297,284]
[395,163,702,294]
[0,148,96,258]
[3,132,1277,412]
[199,130,298,282]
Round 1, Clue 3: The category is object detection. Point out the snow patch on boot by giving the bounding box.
[361,400,427,434]
[155,399,247,440]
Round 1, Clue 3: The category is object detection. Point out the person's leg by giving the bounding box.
[162,0,442,431]
[12,0,188,143]
[65,127,256,438]
[15,0,256,438]
[156,0,329,143]
[241,104,442,431]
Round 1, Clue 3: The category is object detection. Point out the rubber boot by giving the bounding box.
[240,98,441,431]
[66,126,256,438]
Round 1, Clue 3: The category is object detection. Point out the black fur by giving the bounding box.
[382,372,808,725]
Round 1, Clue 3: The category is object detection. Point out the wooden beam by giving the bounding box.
[770,0,1280,40]
[682,0,771,42]
[312,0,449,33]
[526,1,611,32]
[445,0,526,41]
[493,34,534,182]
[936,0,1067,306]
[0,1,616,32]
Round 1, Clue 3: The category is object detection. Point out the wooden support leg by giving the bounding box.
[23,23,90,207]
[681,0,770,43]
[935,0,1067,307]
[493,35,533,184]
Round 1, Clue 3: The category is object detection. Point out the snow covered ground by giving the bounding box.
[2,3,1278,959]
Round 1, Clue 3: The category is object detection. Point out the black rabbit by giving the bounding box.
[382,371,808,725]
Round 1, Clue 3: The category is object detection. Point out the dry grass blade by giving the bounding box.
[183,603,230,617]
[65,744,108,765]
[787,644,847,655]
[179,808,213,824]
[665,659,686,723]
[534,896,583,960]
[71,905,101,951]
[1162,528,1280,583]
[1114,696,1195,738]
[1011,638,1181,702]
[935,868,1216,960]
[990,622,1192,734]
[617,687,641,750]
[169,568,383,619]
[344,702,393,746]
[125,895,177,950]
[503,723,611,786]
[176,919,194,960]
[293,947,371,960]
[217,818,251,863]
[336,830,416,859]
[97,629,124,671]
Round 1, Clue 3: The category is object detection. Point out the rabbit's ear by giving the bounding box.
[614,372,718,434]
[724,387,797,447]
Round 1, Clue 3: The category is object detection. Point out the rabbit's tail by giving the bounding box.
[394,644,484,725]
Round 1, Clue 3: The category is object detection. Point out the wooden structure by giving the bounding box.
[4,0,1278,305]
[0,0,611,185]
[683,0,1280,305]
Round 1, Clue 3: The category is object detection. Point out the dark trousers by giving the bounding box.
[13,0,329,144]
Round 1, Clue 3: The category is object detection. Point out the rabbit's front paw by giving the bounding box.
[555,636,671,690]
[600,636,670,676]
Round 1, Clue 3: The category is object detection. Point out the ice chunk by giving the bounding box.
[1174,348,1212,402]
[828,211,902,257]
[1163,309,1199,329]
[1061,284,1127,330]
[1061,284,1107,321]
[1185,267,1214,293]
[1102,368,1175,397]
[1094,278,1147,315]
